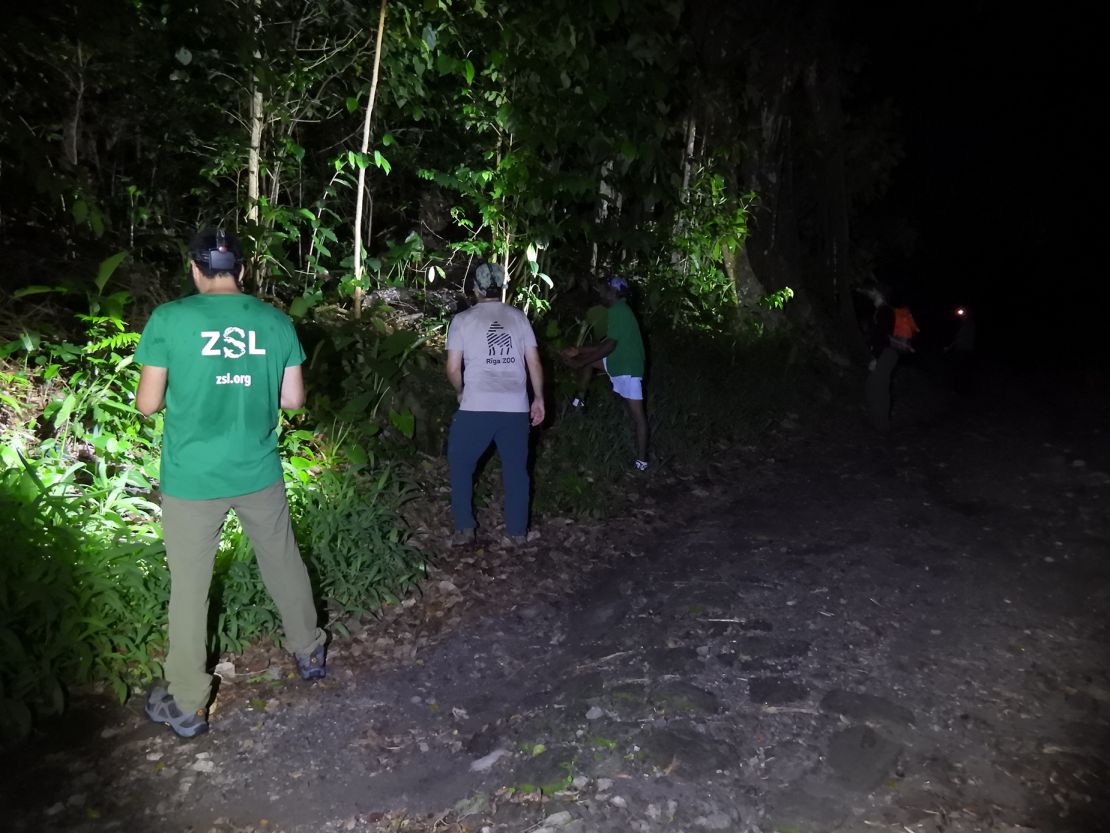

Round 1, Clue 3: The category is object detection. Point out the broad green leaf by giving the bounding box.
[345,442,368,466]
[526,243,538,262]
[389,409,415,439]
[288,297,310,319]
[96,252,129,294]
[345,96,360,113]
[13,286,66,299]
[436,53,456,75]
[464,59,475,85]
[174,46,192,65]
[53,393,77,428]
[422,24,437,50]
[373,151,392,174]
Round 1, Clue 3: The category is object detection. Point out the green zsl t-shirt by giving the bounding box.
[135,293,306,500]
[605,298,645,377]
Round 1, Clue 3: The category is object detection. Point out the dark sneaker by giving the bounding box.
[499,533,527,548]
[145,685,208,738]
[295,644,327,681]
[449,528,476,547]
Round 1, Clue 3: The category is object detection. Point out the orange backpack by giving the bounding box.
[893,307,919,340]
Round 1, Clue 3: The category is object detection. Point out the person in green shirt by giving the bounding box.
[559,275,649,470]
[135,228,326,738]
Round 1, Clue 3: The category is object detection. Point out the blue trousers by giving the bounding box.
[448,410,530,536]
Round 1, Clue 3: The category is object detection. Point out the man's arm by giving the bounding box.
[136,365,168,416]
[446,350,464,401]
[570,338,616,369]
[280,364,306,410]
[524,345,545,426]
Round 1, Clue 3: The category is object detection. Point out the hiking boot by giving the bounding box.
[145,685,208,739]
[499,533,527,548]
[295,644,327,681]
[449,528,476,547]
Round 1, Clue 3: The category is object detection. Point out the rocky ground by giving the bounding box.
[4,361,1109,833]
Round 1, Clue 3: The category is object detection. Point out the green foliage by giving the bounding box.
[0,459,168,743]
[291,453,424,619]
[760,286,795,311]
[642,166,756,330]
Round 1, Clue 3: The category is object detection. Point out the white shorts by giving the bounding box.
[603,358,643,400]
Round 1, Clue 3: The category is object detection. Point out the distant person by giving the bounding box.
[945,304,977,394]
[445,261,545,546]
[135,228,327,738]
[861,285,918,433]
[559,275,649,471]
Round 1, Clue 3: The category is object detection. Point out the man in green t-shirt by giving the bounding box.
[135,228,326,738]
[559,275,649,470]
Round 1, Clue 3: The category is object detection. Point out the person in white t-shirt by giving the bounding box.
[445,262,545,545]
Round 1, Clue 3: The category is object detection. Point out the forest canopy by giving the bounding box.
[0,0,901,328]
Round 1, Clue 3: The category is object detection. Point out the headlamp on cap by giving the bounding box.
[189,228,243,274]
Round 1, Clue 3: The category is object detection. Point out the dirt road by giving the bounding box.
[7,363,1109,833]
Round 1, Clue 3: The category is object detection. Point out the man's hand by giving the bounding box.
[524,345,545,426]
[558,345,580,365]
[529,397,546,427]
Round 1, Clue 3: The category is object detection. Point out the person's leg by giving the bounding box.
[232,479,325,658]
[609,374,648,465]
[161,493,230,712]
[448,410,495,532]
[572,360,606,407]
[492,411,531,536]
[624,396,649,462]
[572,365,593,405]
[866,347,899,432]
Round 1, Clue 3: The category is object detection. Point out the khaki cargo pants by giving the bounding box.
[161,478,325,712]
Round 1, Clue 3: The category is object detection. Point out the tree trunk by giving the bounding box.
[247,88,263,225]
[352,0,389,321]
[63,43,86,168]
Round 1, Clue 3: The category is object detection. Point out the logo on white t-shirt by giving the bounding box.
[486,321,512,357]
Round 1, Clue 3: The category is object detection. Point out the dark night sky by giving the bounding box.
[853,3,1104,363]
